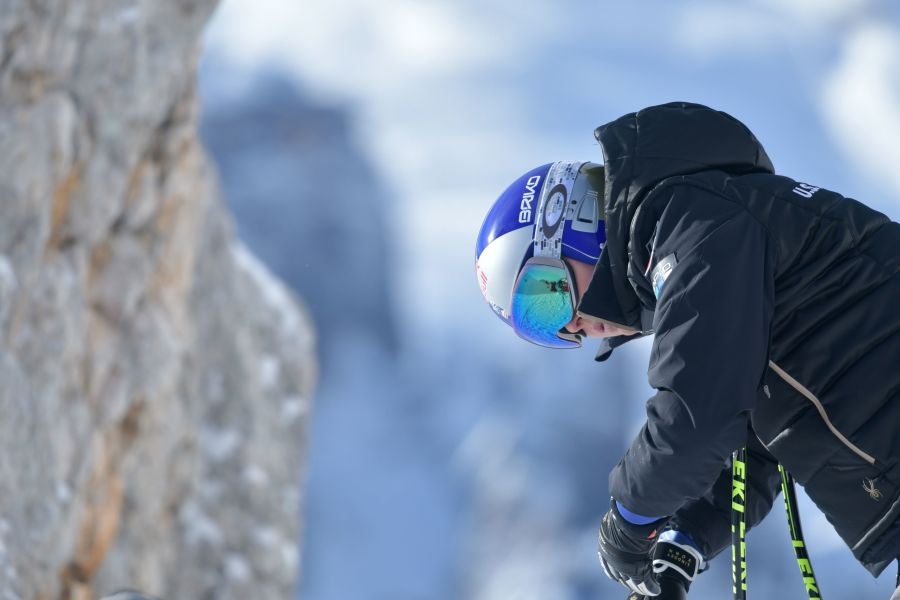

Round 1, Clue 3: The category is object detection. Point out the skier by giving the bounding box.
[475,102,900,598]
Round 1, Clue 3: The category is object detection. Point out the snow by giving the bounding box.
[822,24,900,198]
[281,543,299,572]
[251,525,298,570]
[252,525,280,548]
[242,464,269,488]
[199,426,241,463]
[279,395,306,423]
[757,0,871,24]
[114,5,140,26]
[98,3,140,31]
[224,553,252,582]
[55,481,71,504]
[0,255,17,328]
[231,242,301,335]
[180,501,224,546]
[258,353,281,389]
[453,417,528,504]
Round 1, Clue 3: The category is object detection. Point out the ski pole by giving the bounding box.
[625,585,685,600]
[779,465,822,599]
[732,448,748,600]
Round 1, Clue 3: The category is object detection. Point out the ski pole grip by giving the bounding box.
[625,577,687,600]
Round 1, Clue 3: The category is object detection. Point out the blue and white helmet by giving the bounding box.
[475,160,606,338]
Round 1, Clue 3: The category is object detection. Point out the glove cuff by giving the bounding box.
[609,498,667,542]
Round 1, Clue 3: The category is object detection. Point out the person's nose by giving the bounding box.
[563,313,582,335]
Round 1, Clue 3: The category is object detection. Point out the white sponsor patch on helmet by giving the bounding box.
[533,161,583,259]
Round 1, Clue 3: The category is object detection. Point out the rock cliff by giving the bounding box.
[0,1,316,598]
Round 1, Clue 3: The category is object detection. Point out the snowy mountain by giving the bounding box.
[199,60,398,367]
[197,60,657,599]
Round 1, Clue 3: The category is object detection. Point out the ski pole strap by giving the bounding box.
[732,448,748,600]
[779,465,822,600]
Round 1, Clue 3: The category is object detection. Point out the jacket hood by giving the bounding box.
[578,101,775,342]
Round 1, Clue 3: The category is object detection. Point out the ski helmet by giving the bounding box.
[475,161,606,348]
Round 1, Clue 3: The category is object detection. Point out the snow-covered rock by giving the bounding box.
[0,1,315,598]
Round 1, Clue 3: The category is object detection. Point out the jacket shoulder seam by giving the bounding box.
[648,177,771,234]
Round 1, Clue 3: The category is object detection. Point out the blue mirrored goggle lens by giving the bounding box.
[510,262,579,348]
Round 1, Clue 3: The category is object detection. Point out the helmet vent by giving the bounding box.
[572,189,600,233]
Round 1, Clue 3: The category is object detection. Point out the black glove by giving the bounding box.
[626,535,705,600]
[598,499,667,596]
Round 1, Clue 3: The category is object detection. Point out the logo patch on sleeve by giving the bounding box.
[651,253,678,299]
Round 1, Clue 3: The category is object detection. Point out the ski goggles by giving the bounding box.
[510,257,582,348]
[508,160,588,348]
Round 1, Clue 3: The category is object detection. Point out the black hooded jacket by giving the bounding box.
[578,102,900,575]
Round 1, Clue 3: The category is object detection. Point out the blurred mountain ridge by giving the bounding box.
[199,60,399,367]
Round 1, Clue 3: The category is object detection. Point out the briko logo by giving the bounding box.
[518,175,542,223]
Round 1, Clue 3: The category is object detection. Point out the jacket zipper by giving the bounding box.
[767,360,900,557]
[768,360,876,465]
